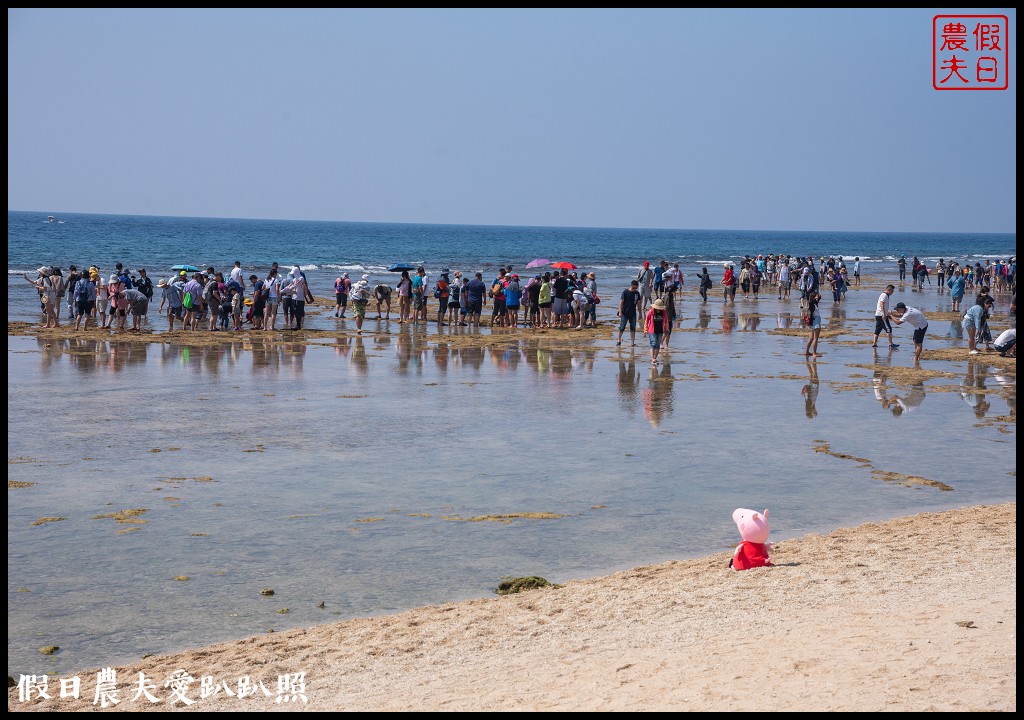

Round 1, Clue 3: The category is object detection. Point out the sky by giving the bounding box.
[7,8,1017,233]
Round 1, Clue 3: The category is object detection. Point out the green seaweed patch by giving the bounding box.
[174,575,190,582]
[148,448,162,453]
[827,381,872,394]
[260,588,275,596]
[116,528,141,534]
[812,441,872,466]
[495,576,561,595]
[39,645,60,655]
[276,608,289,614]
[732,373,806,381]
[17,587,31,593]
[408,513,432,518]
[974,415,1016,434]
[846,363,959,385]
[445,512,568,524]
[591,505,607,510]
[9,456,40,464]
[243,445,266,453]
[166,447,182,451]
[32,517,67,526]
[93,508,150,523]
[768,327,847,338]
[336,394,368,398]
[354,517,385,523]
[870,470,954,491]
[9,480,36,489]
[165,476,215,483]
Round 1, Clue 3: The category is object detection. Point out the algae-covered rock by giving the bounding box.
[495,576,556,595]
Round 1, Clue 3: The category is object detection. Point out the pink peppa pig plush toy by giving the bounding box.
[729,508,773,570]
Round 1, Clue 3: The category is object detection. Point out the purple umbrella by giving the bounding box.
[526,258,551,268]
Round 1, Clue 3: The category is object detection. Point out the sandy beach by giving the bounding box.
[10,502,1015,712]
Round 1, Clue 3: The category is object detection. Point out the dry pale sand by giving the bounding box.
[10,503,1015,712]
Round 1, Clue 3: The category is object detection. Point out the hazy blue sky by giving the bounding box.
[7,8,1017,232]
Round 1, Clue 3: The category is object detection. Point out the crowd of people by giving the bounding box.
[20,254,1015,362]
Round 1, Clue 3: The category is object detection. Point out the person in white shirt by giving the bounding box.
[993,327,1016,357]
[890,302,927,362]
[229,261,244,288]
[872,284,898,350]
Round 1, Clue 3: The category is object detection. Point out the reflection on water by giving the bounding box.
[696,307,711,329]
[642,361,675,427]
[739,312,761,332]
[802,358,819,419]
[961,359,992,418]
[37,337,151,374]
[829,303,847,325]
[872,375,927,416]
[616,358,641,415]
[721,308,736,333]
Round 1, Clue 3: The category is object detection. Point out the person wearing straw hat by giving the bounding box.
[644,297,669,365]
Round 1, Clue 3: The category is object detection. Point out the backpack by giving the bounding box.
[202,281,217,302]
[493,282,505,299]
[182,289,194,309]
[434,279,449,299]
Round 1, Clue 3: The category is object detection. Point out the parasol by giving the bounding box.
[171,264,201,273]
[526,258,551,268]
[387,263,416,272]
[551,261,577,270]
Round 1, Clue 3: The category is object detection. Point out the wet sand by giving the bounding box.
[10,502,1016,712]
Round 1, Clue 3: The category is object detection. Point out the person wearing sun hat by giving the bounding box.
[349,274,372,333]
[644,297,669,365]
[581,272,598,328]
[157,273,183,331]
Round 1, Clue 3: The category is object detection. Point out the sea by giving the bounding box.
[6,210,1017,680]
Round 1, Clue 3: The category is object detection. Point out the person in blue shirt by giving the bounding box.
[947,268,966,312]
[962,297,994,354]
[653,262,665,298]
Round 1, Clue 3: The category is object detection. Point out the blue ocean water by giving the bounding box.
[7,211,1016,323]
[6,210,1017,680]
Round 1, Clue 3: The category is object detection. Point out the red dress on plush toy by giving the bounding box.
[729,508,773,570]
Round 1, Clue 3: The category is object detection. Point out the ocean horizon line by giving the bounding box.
[8,209,1016,238]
